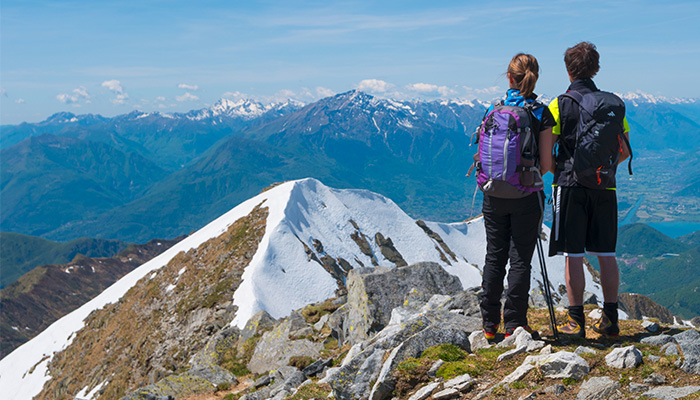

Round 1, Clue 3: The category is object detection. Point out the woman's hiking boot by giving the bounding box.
[483,325,498,340]
[593,302,620,337]
[556,306,586,338]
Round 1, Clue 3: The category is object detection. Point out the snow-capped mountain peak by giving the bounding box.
[0,178,601,400]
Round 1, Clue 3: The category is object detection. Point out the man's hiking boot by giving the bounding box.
[593,302,620,337]
[505,325,540,340]
[556,306,586,338]
[483,325,498,340]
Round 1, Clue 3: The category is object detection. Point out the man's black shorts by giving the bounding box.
[549,186,617,257]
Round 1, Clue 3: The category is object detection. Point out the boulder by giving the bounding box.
[427,360,445,378]
[501,364,536,384]
[238,310,276,350]
[247,312,322,374]
[332,347,386,400]
[605,345,643,369]
[642,320,660,332]
[544,384,565,394]
[574,346,598,356]
[661,342,680,356]
[674,329,700,374]
[629,382,650,393]
[302,358,333,377]
[407,382,440,400]
[526,351,589,380]
[644,373,666,385]
[576,376,620,400]
[642,386,700,399]
[345,262,463,344]
[468,331,491,352]
[432,388,459,400]
[640,334,675,346]
[443,374,473,392]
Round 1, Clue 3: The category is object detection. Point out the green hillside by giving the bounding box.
[617,223,690,257]
[0,232,128,288]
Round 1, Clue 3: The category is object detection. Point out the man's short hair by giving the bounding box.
[565,42,600,80]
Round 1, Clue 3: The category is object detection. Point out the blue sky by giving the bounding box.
[1,0,699,124]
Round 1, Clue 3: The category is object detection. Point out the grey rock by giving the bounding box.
[540,344,553,355]
[648,355,661,362]
[282,370,306,389]
[469,330,492,352]
[330,347,385,400]
[583,292,598,305]
[433,388,459,400]
[575,346,598,356]
[442,289,482,317]
[526,351,590,380]
[327,304,348,345]
[673,329,700,374]
[318,367,340,384]
[576,376,620,400]
[518,392,537,400]
[605,345,643,369]
[642,385,700,399]
[644,373,667,385]
[501,364,536,384]
[302,358,332,377]
[247,313,322,374]
[427,360,445,378]
[444,373,473,392]
[640,334,675,346]
[345,262,463,344]
[253,374,272,388]
[313,314,330,331]
[642,320,660,332]
[497,346,526,362]
[497,332,517,348]
[673,329,700,344]
[661,342,680,356]
[545,384,565,394]
[629,382,650,393]
[239,310,276,349]
[407,382,440,400]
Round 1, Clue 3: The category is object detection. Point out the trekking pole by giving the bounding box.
[535,191,559,340]
[536,237,558,340]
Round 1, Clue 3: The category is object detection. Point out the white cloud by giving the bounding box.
[222,91,248,100]
[316,86,335,98]
[102,80,129,104]
[0,88,7,97]
[356,79,394,93]
[156,96,166,101]
[406,83,456,97]
[101,80,124,94]
[178,83,199,91]
[176,92,199,102]
[56,86,91,104]
[15,99,25,104]
[463,85,502,96]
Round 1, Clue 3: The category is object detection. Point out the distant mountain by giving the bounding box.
[0,236,183,359]
[41,91,488,242]
[0,178,584,400]
[0,134,168,238]
[3,90,700,244]
[618,224,700,319]
[0,232,128,288]
[617,223,689,257]
[0,99,304,170]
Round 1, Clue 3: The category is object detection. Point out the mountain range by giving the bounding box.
[4,90,699,246]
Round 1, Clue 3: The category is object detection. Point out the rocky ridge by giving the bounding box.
[108,262,700,400]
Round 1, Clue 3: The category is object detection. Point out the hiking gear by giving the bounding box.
[534,193,558,340]
[593,302,620,337]
[467,94,543,198]
[556,89,633,189]
[483,325,498,340]
[480,192,542,330]
[505,325,541,340]
[549,186,618,257]
[557,306,586,338]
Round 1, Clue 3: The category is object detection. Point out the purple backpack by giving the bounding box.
[468,102,543,198]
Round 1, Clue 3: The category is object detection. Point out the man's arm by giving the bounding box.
[539,128,556,174]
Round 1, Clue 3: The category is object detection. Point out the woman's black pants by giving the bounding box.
[480,191,543,330]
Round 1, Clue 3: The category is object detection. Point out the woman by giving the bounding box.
[478,53,555,340]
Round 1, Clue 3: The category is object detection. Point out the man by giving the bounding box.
[541,42,631,338]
